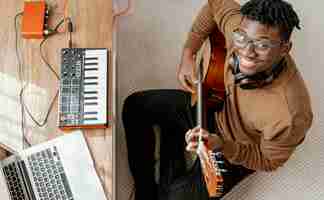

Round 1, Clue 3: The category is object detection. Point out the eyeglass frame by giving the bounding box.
[231,29,287,54]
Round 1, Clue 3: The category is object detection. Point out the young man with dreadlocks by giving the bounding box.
[122,0,313,199]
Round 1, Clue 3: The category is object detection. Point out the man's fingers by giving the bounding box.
[184,75,199,91]
[185,129,192,143]
[186,141,198,151]
[191,127,209,136]
[177,67,196,93]
[180,75,195,93]
[191,126,201,133]
[186,127,211,146]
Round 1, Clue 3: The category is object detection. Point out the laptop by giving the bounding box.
[0,130,107,200]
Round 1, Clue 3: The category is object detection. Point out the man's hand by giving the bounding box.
[185,126,224,152]
[0,147,8,160]
[177,48,197,93]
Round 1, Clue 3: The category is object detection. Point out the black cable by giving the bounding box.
[67,17,73,48]
[19,18,64,128]
[40,17,67,80]
[14,12,67,146]
[20,85,59,128]
[54,18,65,32]
[40,36,60,80]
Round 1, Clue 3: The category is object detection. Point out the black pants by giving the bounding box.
[122,89,254,200]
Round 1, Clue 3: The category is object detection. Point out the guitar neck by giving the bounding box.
[197,58,204,143]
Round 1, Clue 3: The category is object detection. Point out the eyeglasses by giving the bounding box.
[231,29,285,54]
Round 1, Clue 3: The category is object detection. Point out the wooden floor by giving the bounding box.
[0,0,114,199]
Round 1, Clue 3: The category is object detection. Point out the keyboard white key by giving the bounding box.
[84,70,99,77]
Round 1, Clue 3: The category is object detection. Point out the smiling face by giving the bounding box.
[233,17,292,76]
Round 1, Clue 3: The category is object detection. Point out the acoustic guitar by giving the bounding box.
[193,28,227,198]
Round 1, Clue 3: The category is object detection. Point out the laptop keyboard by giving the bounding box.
[2,162,27,200]
[27,146,74,200]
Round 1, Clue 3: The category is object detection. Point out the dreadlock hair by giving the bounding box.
[240,0,300,41]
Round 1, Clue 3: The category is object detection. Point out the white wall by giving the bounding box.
[115,0,324,199]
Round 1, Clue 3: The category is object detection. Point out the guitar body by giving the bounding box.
[203,28,226,110]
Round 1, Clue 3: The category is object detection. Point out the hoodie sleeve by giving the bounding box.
[184,0,241,53]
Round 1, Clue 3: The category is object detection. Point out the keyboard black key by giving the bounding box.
[84,91,98,94]
[85,57,98,61]
[84,76,98,80]
[84,62,98,66]
[84,68,98,71]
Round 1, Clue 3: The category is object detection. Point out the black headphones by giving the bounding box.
[230,53,285,89]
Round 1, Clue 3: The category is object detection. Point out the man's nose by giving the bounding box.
[240,42,257,57]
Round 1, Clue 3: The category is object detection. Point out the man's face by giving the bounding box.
[233,17,291,75]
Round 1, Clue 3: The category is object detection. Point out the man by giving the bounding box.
[122,0,313,199]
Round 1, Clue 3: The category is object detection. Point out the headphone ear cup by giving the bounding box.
[230,54,240,75]
[231,54,247,84]
[230,54,260,90]
[234,72,246,84]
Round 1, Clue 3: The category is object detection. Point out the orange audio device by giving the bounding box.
[21,1,47,39]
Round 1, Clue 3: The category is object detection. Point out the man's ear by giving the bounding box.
[281,41,292,56]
